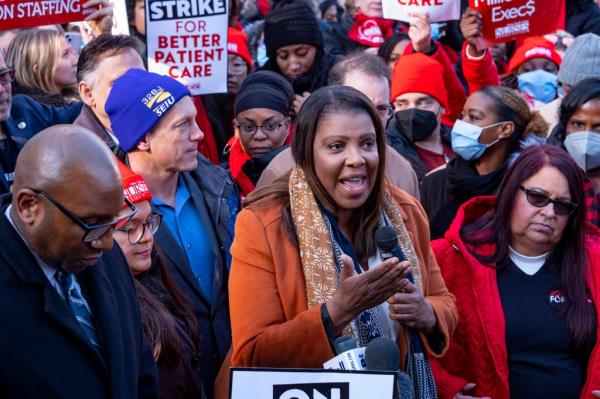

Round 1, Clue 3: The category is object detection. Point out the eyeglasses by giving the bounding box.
[32,189,138,243]
[519,185,577,216]
[116,213,162,245]
[375,104,393,120]
[235,120,287,136]
[0,68,15,85]
[228,61,247,76]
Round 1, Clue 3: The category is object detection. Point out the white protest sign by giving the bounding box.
[229,368,396,399]
[145,0,228,95]
[111,0,131,36]
[382,0,460,23]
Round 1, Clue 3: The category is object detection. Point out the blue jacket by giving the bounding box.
[0,95,82,193]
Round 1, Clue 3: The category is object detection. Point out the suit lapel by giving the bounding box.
[80,249,124,394]
[0,207,106,369]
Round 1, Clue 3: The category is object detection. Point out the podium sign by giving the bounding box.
[230,368,396,399]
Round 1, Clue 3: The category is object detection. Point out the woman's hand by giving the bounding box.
[459,9,485,57]
[293,92,311,115]
[454,383,491,399]
[408,13,432,53]
[326,254,409,336]
[83,0,114,36]
[387,278,436,334]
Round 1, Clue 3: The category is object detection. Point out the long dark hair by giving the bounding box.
[245,85,387,261]
[377,33,410,65]
[263,47,332,95]
[549,78,600,148]
[461,145,596,353]
[135,246,200,367]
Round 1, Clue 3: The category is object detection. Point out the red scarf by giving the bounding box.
[226,136,255,198]
[348,14,395,47]
[192,96,220,164]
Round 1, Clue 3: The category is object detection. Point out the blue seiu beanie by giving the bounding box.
[105,68,191,152]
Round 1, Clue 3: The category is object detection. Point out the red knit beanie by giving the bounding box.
[117,160,152,207]
[390,53,448,109]
[507,36,562,74]
[228,27,253,70]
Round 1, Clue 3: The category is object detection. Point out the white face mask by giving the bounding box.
[564,131,600,172]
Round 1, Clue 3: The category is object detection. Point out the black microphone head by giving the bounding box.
[375,226,399,253]
[364,337,400,371]
[333,336,357,355]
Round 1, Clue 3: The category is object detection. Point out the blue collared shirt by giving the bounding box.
[153,175,215,302]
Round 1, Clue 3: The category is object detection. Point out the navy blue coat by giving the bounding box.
[0,200,158,398]
[0,95,82,193]
[151,156,239,399]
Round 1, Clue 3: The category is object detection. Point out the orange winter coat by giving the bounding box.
[228,186,458,368]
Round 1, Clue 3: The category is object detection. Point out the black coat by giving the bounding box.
[566,2,600,36]
[0,201,158,399]
[151,156,239,399]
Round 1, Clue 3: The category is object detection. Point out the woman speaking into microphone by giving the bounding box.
[228,85,456,371]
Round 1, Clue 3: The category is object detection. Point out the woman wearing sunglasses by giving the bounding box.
[113,161,207,399]
[429,145,600,399]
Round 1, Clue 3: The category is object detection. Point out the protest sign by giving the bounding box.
[145,0,228,95]
[0,0,97,30]
[470,0,566,44]
[111,0,130,35]
[229,368,396,399]
[382,0,460,23]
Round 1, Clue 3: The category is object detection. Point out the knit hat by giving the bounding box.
[228,27,253,69]
[390,53,447,109]
[557,33,600,86]
[507,37,562,74]
[116,159,152,206]
[235,70,294,115]
[264,0,324,57]
[106,69,191,152]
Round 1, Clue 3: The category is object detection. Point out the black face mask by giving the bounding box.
[394,108,439,143]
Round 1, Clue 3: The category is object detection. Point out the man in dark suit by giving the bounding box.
[0,124,157,398]
[105,68,239,398]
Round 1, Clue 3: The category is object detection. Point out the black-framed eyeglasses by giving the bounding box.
[0,68,15,85]
[375,104,393,120]
[519,185,577,216]
[235,120,286,136]
[116,213,162,245]
[32,189,138,243]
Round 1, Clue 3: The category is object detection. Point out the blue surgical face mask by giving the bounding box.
[517,69,559,104]
[256,39,268,68]
[451,119,503,161]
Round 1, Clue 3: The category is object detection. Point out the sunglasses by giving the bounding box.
[519,185,577,216]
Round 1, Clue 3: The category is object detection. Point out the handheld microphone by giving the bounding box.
[365,337,415,399]
[323,336,366,370]
[375,226,413,283]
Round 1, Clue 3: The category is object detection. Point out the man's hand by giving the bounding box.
[83,0,114,36]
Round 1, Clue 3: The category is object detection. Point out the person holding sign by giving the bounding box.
[228,85,457,374]
[262,0,338,115]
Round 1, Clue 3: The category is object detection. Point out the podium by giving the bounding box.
[229,368,396,399]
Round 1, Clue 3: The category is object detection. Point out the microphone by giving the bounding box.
[375,226,413,283]
[323,336,366,370]
[365,337,415,399]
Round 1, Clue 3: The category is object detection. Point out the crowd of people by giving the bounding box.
[1,0,600,398]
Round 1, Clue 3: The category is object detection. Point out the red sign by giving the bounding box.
[470,0,565,44]
[0,0,97,30]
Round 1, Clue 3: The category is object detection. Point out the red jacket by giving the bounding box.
[430,196,600,399]
[461,42,500,95]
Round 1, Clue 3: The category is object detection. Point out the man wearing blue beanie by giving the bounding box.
[106,68,239,398]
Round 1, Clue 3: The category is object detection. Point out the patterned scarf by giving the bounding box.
[289,167,422,344]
